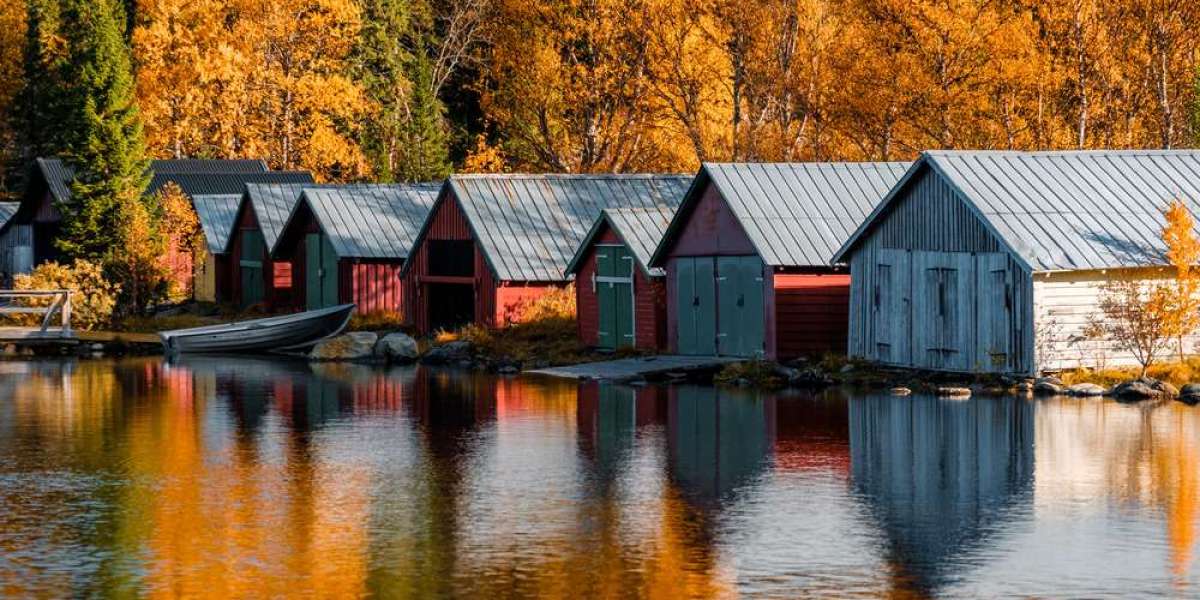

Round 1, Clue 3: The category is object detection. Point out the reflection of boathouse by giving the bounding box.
[668,385,776,504]
[850,394,1035,595]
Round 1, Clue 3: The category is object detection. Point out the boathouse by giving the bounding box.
[565,205,679,351]
[833,150,1200,374]
[401,174,691,334]
[0,202,23,285]
[226,181,320,310]
[191,194,242,303]
[272,184,439,313]
[648,162,908,360]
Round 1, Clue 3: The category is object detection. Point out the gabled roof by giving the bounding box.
[192,194,242,254]
[650,162,909,268]
[0,202,19,228]
[280,184,440,258]
[408,174,692,282]
[148,171,313,198]
[565,205,680,278]
[33,158,272,203]
[230,183,333,252]
[832,150,1200,272]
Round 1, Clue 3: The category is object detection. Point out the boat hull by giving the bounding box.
[160,304,355,354]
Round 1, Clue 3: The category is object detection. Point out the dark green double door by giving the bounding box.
[675,256,764,357]
[240,229,266,308]
[305,233,339,310]
[595,245,635,350]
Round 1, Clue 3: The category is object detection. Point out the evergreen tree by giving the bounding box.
[55,0,150,261]
[14,0,72,166]
[353,0,451,183]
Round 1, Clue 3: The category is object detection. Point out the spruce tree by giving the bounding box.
[55,0,150,261]
[14,0,73,166]
[353,0,451,183]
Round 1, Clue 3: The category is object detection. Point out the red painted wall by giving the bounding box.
[403,192,565,334]
[575,227,667,351]
[342,259,405,314]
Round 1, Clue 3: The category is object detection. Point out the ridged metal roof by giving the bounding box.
[441,174,692,282]
[651,162,909,268]
[293,184,440,258]
[35,158,272,202]
[835,150,1200,271]
[148,171,313,198]
[0,202,19,228]
[192,194,242,254]
[565,205,680,277]
[236,183,329,252]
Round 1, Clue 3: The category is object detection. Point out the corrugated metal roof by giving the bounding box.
[0,201,18,232]
[148,171,314,197]
[295,184,440,258]
[834,150,1200,272]
[192,194,242,254]
[565,205,680,277]
[33,158,277,202]
[442,174,692,282]
[651,162,909,268]
[236,183,325,252]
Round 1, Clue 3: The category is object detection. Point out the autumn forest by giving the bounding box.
[0,0,1199,191]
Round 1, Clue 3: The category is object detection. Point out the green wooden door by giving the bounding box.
[240,229,265,308]
[675,257,716,355]
[306,233,341,310]
[716,256,764,357]
[596,246,634,350]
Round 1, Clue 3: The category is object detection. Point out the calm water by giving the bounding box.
[0,358,1198,598]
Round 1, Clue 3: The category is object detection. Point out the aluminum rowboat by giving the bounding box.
[160,304,355,354]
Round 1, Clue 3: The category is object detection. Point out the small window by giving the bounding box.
[428,240,474,277]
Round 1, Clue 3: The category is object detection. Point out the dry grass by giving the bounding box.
[435,315,595,366]
[1059,358,1200,387]
[114,313,223,333]
[349,310,408,332]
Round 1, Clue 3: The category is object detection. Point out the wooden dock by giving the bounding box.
[527,355,741,382]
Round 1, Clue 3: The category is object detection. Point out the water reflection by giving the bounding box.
[0,359,1198,596]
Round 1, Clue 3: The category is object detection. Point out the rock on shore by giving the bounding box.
[310,332,378,362]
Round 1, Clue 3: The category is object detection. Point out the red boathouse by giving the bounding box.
[271,184,438,314]
[564,206,679,351]
[402,174,691,335]
[226,181,318,310]
[648,162,907,360]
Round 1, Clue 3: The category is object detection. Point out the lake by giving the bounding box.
[0,357,1197,598]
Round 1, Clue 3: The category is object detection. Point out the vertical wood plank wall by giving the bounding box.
[0,225,32,286]
[846,166,1035,374]
[575,228,667,351]
[342,260,405,314]
[403,194,496,334]
[772,272,851,358]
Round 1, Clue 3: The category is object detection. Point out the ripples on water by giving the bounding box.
[0,357,1197,598]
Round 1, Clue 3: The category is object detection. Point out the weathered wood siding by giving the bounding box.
[0,225,32,286]
[195,248,218,302]
[1032,268,1200,371]
[575,228,667,351]
[846,167,1035,374]
[341,259,405,314]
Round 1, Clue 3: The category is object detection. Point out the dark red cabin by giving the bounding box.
[564,206,679,352]
[648,162,908,360]
[402,174,691,335]
[226,182,318,311]
[271,184,439,314]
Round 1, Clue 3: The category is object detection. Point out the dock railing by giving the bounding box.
[0,290,73,336]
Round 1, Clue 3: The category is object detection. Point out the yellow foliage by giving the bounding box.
[504,285,577,325]
[11,260,119,331]
[1160,199,1200,359]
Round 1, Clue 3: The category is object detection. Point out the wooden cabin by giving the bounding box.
[0,202,25,286]
[564,206,679,351]
[648,162,907,360]
[226,181,320,310]
[401,174,691,335]
[833,150,1200,375]
[191,194,242,303]
[271,184,439,313]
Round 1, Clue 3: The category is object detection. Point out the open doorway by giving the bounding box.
[428,283,474,332]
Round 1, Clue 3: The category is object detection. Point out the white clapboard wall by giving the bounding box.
[1033,268,1200,371]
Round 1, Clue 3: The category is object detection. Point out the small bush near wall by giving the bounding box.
[11,260,119,331]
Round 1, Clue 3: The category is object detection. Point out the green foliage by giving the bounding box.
[103,192,169,316]
[14,0,72,164]
[55,0,150,261]
[11,259,119,331]
[353,0,451,183]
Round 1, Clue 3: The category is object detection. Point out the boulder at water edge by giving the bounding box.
[1110,377,1174,401]
[421,340,473,365]
[1179,383,1200,406]
[1066,383,1106,397]
[310,332,379,362]
[375,332,420,364]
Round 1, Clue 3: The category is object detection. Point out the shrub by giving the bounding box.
[503,285,576,325]
[11,260,120,331]
[349,310,407,332]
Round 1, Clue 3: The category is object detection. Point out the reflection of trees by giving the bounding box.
[850,394,1035,597]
